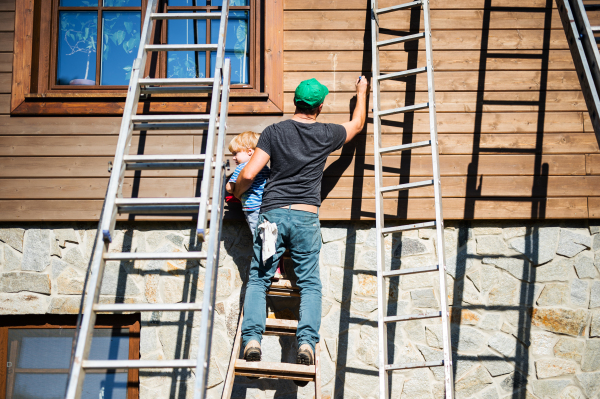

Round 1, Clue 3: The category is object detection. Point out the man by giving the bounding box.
[233,76,368,372]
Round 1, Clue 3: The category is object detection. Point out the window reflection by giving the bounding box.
[60,0,99,6]
[103,0,141,6]
[211,10,249,84]
[167,11,207,79]
[5,329,130,399]
[57,11,98,85]
[168,0,208,5]
[101,11,141,85]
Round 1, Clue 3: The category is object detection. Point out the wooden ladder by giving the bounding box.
[221,278,322,398]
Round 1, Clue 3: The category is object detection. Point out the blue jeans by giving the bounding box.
[244,209,260,239]
[241,208,322,353]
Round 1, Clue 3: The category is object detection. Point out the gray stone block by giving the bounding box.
[591,310,600,338]
[574,255,598,279]
[51,257,70,279]
[480,387,500,399]
[533,380,572,399]
[478,350,514,377]
[576,371,600,398]
[590,224,600,235]
[473,226,503,236]
[328,267,349,303]
[63,246,86,269]
[353,273,377,297]
[0,272,51,295]
[4,246,21,272]
[509,227,559,265]
[350,297,378,314]
[393,237,428,257]
[482,257,533,282]
[400,369,433,399]
[455,366,493,399]
[488,332,518,357]
[410,288,438,308]
[554,337,584,363]
[0,293,49,314]
[22,229,50,272]
[570,279,589,307]
[54,228,79,248]
[0,228,25,252]
[50,237,61,258]
[531,331,557,356]
[594,234,600,251]
[591,281,600,308]
[531,308,588,336]
[478,313,502,331]
[476,236,516,256]
[321,226,348,243]
[536,258,571,282]
[557,229,592,258]
[57,268,84,295]
[581,340,600,372]
[488,272,519,307]
[536,358,577,379]
[537,283,569,306]
[558,386,584,399]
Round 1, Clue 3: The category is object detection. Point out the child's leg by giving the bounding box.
[244,209,260,239]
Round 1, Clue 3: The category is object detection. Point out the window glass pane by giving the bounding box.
[103,0,142,6]
[101,11,141,85]
[6,329,130,399]
[60,0,99,6]
[211,0,249,6]
[211,10,249,84]
[168,0,208,6]
[167,11,207,78]
[57,11,98,85]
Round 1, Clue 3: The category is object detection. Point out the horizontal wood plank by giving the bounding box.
[284,0,553,10]
[0,1,15,11]
[0,73,10,93]
[0,93,8,114]
[284,30,569,51]
[588,198,600,218]
[0,135,194,156]
[0,53,11,72]
[0,11,13,31]
[284,50,576,72]
[284,71,581,92]
[323,176,600,198]
[0,31,12,51]
[291,91,588,114]
[0,197,588,221]
[283,10,563,31]
[586,154,600,175]
[0,178,193,199]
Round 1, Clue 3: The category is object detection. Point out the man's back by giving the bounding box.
[257,119,346,213]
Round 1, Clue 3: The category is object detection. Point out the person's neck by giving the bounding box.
[291,112,318,123]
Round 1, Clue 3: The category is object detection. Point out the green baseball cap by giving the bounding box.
[294,78,329,109]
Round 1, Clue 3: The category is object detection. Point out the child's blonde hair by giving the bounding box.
[228,131,260,153]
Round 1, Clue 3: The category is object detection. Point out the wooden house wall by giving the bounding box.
[1,0,600,221]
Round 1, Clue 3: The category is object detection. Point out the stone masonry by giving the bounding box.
[1,220,600,399]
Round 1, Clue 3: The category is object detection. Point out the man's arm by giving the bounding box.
[233,148,270,198]
[341,76,369,144]
[225,181,235,194]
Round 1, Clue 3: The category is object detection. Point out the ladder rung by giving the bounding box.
[269,279,299,291]
[117,205,201,214]
[124,155,206,163]
[378,66,427,81]
[379,140,431,154]
[103,252,207,261]
[592,26,600,32]
[131,115,210,123]
[125,162,205,171]
[83,360,196,369]
[140,86,214,95]
[382,265,439,278]
[145,44,219,52]
[265,319,298,330]
[115,198,202,206]
[381,221,435,235]
[377,32,425,48]
[380,179,434,193]
[234,360,315,379]
[384,311,441,324]
[150,12,222,20]
[139,78,214,86]
[376,0,422,14]
[93,303,202,312]
[379,103,429,117]
[133,123,211,131]
[385,360,443,371]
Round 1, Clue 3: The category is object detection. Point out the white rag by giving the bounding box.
[258,220,278,265]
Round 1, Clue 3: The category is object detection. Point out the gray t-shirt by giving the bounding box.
[257,119,347,213]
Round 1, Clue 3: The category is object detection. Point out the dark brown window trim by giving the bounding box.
[0,314,140,399]
[11,0,283,116]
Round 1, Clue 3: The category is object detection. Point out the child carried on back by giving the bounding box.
[225,131,285,278]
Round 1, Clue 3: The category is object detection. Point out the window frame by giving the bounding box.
[11,0,284,115]
[0,315,140,399]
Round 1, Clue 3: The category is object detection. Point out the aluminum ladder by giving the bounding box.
[556,0,600,143]
[64,0,232,398]
[370,0,454,398]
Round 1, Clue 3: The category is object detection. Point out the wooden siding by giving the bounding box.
[0,0,599,221]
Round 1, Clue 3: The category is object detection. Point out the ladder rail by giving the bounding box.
[423,0,454,397]
[197,0,230,240]
[370,1,389,398]
[194,59,232,399]
[99,0,158,244]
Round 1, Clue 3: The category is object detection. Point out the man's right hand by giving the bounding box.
[356,75,368,96]
[342,76,369,143]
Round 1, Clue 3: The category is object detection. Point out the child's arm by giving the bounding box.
[226,181,235,193]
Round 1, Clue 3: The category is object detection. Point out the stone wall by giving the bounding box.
[1,221,600,399]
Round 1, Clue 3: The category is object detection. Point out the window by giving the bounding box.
[0,316,140,399]
[53,0,143,88]
[11,0,283,114]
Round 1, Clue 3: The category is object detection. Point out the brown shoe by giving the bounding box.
[294,344,314,387]
[243,340,261,362]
